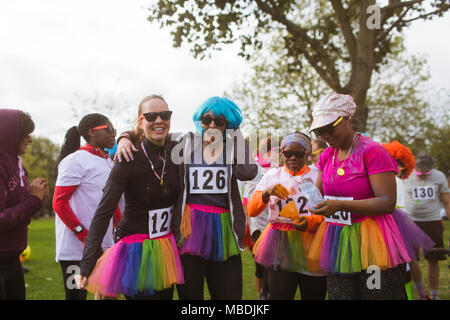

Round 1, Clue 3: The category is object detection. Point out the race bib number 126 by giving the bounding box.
[189,167,228,194]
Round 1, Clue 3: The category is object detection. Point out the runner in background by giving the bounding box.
[242,136,281,299]
[403,153,450,300]
[53,113,121,300]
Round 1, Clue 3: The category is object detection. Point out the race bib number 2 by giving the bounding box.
[148,206,173,239]
[324,196,353,225]
[189,167,228,194]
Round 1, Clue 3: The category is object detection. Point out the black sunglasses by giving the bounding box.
[282,150,306,159]
[142,111,173,122]
[200,114,228,127]
[313,116,343,137]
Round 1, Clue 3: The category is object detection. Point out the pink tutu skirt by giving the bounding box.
[307,209,435,274]
[86,233,184,297]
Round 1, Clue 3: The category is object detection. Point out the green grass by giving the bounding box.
[23,217,449,300]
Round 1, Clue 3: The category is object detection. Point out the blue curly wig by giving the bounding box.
[192,96,243,134]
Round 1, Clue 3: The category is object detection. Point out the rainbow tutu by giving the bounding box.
[307,209,435,274]
[252,223,317,273]
[180,204,240,262]
[86,233,184,297]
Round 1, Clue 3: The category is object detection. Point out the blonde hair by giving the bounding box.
[133,94,167,142]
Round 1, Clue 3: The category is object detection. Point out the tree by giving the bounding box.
[69,89,134,133]
[21,136,60,218]
[228,34,437,143]
[147,0,449,132]
[227,32,327,133]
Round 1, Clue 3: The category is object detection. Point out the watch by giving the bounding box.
[74,225,84,234]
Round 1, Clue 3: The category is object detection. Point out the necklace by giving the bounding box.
[141,142,167,186]
[333,132,360,176]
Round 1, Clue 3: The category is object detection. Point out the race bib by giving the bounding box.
[189,167,228,194]
[412,186,436,200]
[148,206,173,239]
[324,196,353,225]
[276,194,311,218]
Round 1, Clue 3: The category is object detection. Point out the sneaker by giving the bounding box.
[419,294,431,300]
[431,295,440,300]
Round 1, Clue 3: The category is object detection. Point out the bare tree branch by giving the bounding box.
[331,0,357,61]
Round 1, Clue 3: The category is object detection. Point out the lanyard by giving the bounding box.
[141,142,167,186]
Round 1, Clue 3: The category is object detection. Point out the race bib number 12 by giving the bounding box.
[324,196,353,225]
[148,206,173,239]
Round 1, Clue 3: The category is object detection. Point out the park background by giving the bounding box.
[1,1,449,299]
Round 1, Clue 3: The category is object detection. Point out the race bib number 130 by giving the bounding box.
[412,186,435,200]
[324,196,353,225]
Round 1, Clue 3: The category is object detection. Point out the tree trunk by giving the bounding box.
[343,0,375,133]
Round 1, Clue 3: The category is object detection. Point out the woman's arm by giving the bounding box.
[315,170,324,195]
[311,171,397,217]
[80,161,130,278]
[233,129,258,181]
[247,191,268,217]
[114,130,139,162]
[0,176,43,233]
[53,185,88,243]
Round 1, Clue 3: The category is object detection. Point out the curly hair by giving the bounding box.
[381,140,415,179]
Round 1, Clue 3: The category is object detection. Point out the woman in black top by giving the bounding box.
[116,96,258,300]
[78,95,183,299]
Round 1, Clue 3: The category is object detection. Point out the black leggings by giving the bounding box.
[268,269,327,300]
[0,257,25,300]
[59,260,87,300]
[125,287,174,300]
[327,264,408,300]
[177,254,242,300]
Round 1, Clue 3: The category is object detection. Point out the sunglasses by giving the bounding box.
[92,125,116,135]
[142,111,173,122]
[313,116,343,137]
[200,114,228,127]
[282,150,306,159]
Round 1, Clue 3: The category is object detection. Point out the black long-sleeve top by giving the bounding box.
[80,137,180,277]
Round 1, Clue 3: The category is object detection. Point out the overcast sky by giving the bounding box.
[1,0,449,145]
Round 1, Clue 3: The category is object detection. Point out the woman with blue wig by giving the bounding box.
[116,96,258,299]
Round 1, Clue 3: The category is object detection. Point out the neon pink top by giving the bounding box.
[317,135,397,222]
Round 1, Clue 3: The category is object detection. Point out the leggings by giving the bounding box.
[59,260,87,300]
[268,269,327,300]
[327,263,408,300]
[125,287,174,300]
[177,254,242,300]
[0,256,25,300]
